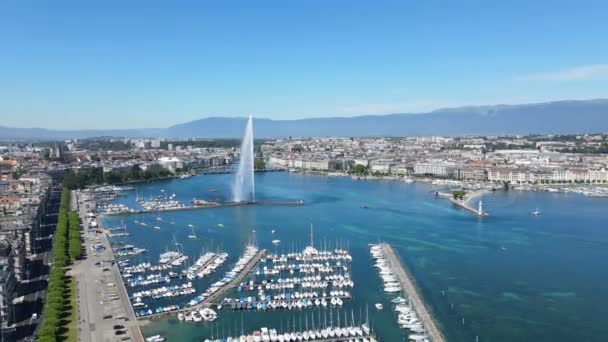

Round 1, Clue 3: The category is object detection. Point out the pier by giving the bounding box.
[449,190,490,217]
[139,248,266,320]
[104,200,305,216]
[379,243,445,342]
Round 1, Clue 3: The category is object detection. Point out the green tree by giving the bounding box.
[254,159,266,170]
[352,164,368,176]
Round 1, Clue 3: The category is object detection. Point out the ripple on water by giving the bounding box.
[542,291,577,299]
[500,292,523,302]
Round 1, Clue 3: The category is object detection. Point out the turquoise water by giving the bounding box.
[102,173,608,341]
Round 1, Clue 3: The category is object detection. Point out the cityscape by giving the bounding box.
[1,2,608,342]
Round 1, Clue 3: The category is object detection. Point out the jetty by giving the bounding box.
[103,201,305,216]
[379,243,445,342]
[138,248,266,320]
[449,190,490,216]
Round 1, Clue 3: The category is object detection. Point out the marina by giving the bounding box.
[199,316,379,342]
[131,245,267,319]
[220,237,356,313]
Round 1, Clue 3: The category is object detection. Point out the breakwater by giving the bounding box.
[380,243,445,342]
[104,200,304,216]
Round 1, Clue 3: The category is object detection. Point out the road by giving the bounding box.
[70,190,144,342]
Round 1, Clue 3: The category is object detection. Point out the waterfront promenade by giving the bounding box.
[380,243,445,342]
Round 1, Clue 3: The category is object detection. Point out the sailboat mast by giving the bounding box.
[310,222,314,248]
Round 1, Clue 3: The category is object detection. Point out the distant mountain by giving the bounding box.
[2,99,608,139]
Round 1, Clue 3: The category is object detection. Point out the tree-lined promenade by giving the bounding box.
[36,187,82,342]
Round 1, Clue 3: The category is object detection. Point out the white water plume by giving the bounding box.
[232,115,255,202]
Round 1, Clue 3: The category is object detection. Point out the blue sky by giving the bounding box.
[1,1,607,129]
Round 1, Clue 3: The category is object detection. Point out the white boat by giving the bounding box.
[375,303,383,310]
[532,207,541,216]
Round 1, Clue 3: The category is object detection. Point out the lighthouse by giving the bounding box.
[478,200,484,215]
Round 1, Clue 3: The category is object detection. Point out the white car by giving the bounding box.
[32,313,38,320]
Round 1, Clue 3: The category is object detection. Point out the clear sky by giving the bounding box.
[1,0,607,129]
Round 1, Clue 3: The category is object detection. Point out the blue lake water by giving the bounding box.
[102,172,608,341]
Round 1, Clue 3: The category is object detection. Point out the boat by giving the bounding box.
[391,296,407,304]
[375,303,383,310]
[532,207,541,216]
[217,223,224,227]
[154,226,161,230]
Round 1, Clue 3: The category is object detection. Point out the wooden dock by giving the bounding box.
[380,243,445,342]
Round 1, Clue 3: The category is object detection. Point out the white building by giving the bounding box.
[414,162,452,176]
[157,157,183,172]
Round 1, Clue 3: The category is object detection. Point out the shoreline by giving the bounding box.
[290,169,608,198]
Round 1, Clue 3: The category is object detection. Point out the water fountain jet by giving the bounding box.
[232,115,255,202]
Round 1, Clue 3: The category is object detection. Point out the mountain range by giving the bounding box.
[1,99,607,139]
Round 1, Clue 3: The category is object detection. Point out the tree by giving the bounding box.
[352,164,368,176]
[452,190,467,200]
[254,159,266,170]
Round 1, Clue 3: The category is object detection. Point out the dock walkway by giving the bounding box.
[380,243,445,342]
[198,249,266,307]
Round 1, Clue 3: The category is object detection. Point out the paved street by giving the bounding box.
[71,190,143,342]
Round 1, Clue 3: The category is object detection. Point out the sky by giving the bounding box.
[1,0,607,129]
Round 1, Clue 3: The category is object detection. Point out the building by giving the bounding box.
[157,157,183,172]
[0,238,16,330]
[414,162,452,177]
[0,181,9,193]
[453,168,488,181]
[150,139,161,148]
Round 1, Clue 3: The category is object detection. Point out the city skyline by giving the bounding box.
[2,1,608,129]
